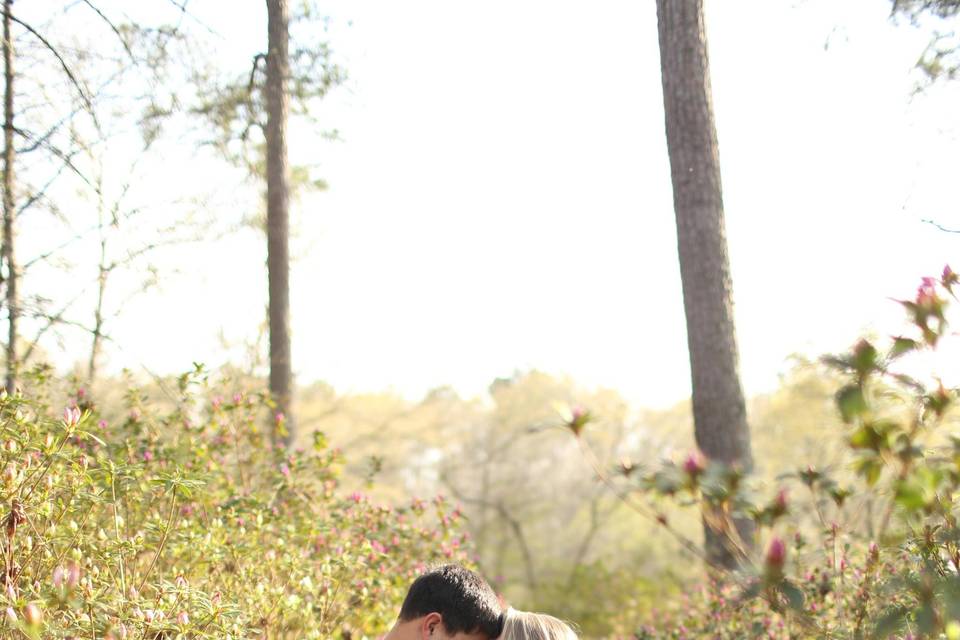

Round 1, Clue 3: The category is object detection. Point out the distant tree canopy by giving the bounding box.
[892,0,960,18]
[891,0,960,81]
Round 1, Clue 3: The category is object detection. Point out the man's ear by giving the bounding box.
[419,612,444,639]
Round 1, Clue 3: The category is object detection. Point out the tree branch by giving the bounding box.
[79,0,135,62]
[2,9,96,123]
[923,218,960,233]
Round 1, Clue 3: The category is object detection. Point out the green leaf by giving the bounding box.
[849,424,883,451]
[780,580,805,611]
[837,385,868,423]
[853,340,879,375]
[853,455,884,486]
[895,477,929,511]
[870,604,910,639]
[890,336,919,359]
[649,465,684,495]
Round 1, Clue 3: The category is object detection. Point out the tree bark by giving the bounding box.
[656,0,753,569]
[89,181,107,383]
[2,0,16,396]
[265,0,294,445]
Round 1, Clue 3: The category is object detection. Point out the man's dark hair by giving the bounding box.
[398,564,503,637]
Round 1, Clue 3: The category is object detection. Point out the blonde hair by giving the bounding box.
[500,608,578,640]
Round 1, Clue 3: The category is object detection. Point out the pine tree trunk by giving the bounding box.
[89,197,107,384]
[656,0,753,569]
[2,0,17,396]
[265,0,294,445]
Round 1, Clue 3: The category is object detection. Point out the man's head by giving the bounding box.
[384,564,503,640]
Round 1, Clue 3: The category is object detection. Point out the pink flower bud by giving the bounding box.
[917,276,939,307]
[177,611,189,625]
[67,563,81,589]
[765,537,786,570]
[4,607,15,624]
[774,488,788,512]
[683,451,706,477]
[23,603,42,626]
[62,407,81,427]
[52,566,65,589]
[3,464,16,488]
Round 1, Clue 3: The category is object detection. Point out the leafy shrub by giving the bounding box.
[572,267,960,639]
[0,366,468,638]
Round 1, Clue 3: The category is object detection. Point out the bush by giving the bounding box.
[574,267,960,639]
[0,366,468,638]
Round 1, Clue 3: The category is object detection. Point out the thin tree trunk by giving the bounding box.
[497,502,537,595]
[265,0,294,445]
[2,0,16,395]
[89,181,107,383]
[656,0,753,569]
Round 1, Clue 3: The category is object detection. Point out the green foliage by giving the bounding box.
[533,562,678,638]
[0,368,467,638]
[579,267,960,638]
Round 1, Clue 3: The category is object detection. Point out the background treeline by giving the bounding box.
[73,356,844,636]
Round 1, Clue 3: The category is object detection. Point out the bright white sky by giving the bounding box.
[25,0,960,407]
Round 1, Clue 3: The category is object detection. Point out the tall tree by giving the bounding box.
[2,0,16,395]
[655,0,753,569]
[190,3,342,446]
[265,0,294,445]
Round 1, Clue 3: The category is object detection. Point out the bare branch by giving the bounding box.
[79,0,135,62]
[2,9,96,124]
[923,218,960,233]
[17,150,79,217]
[20,287,93,364]
[12,126,95,189]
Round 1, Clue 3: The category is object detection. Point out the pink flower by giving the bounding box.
[774,488,788,512]
[682,451,706,476]
[67,563,80,589]
[917,276,939,306]
[765,537,786,570]
[62,406,81,427]
[177,611,189,625]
